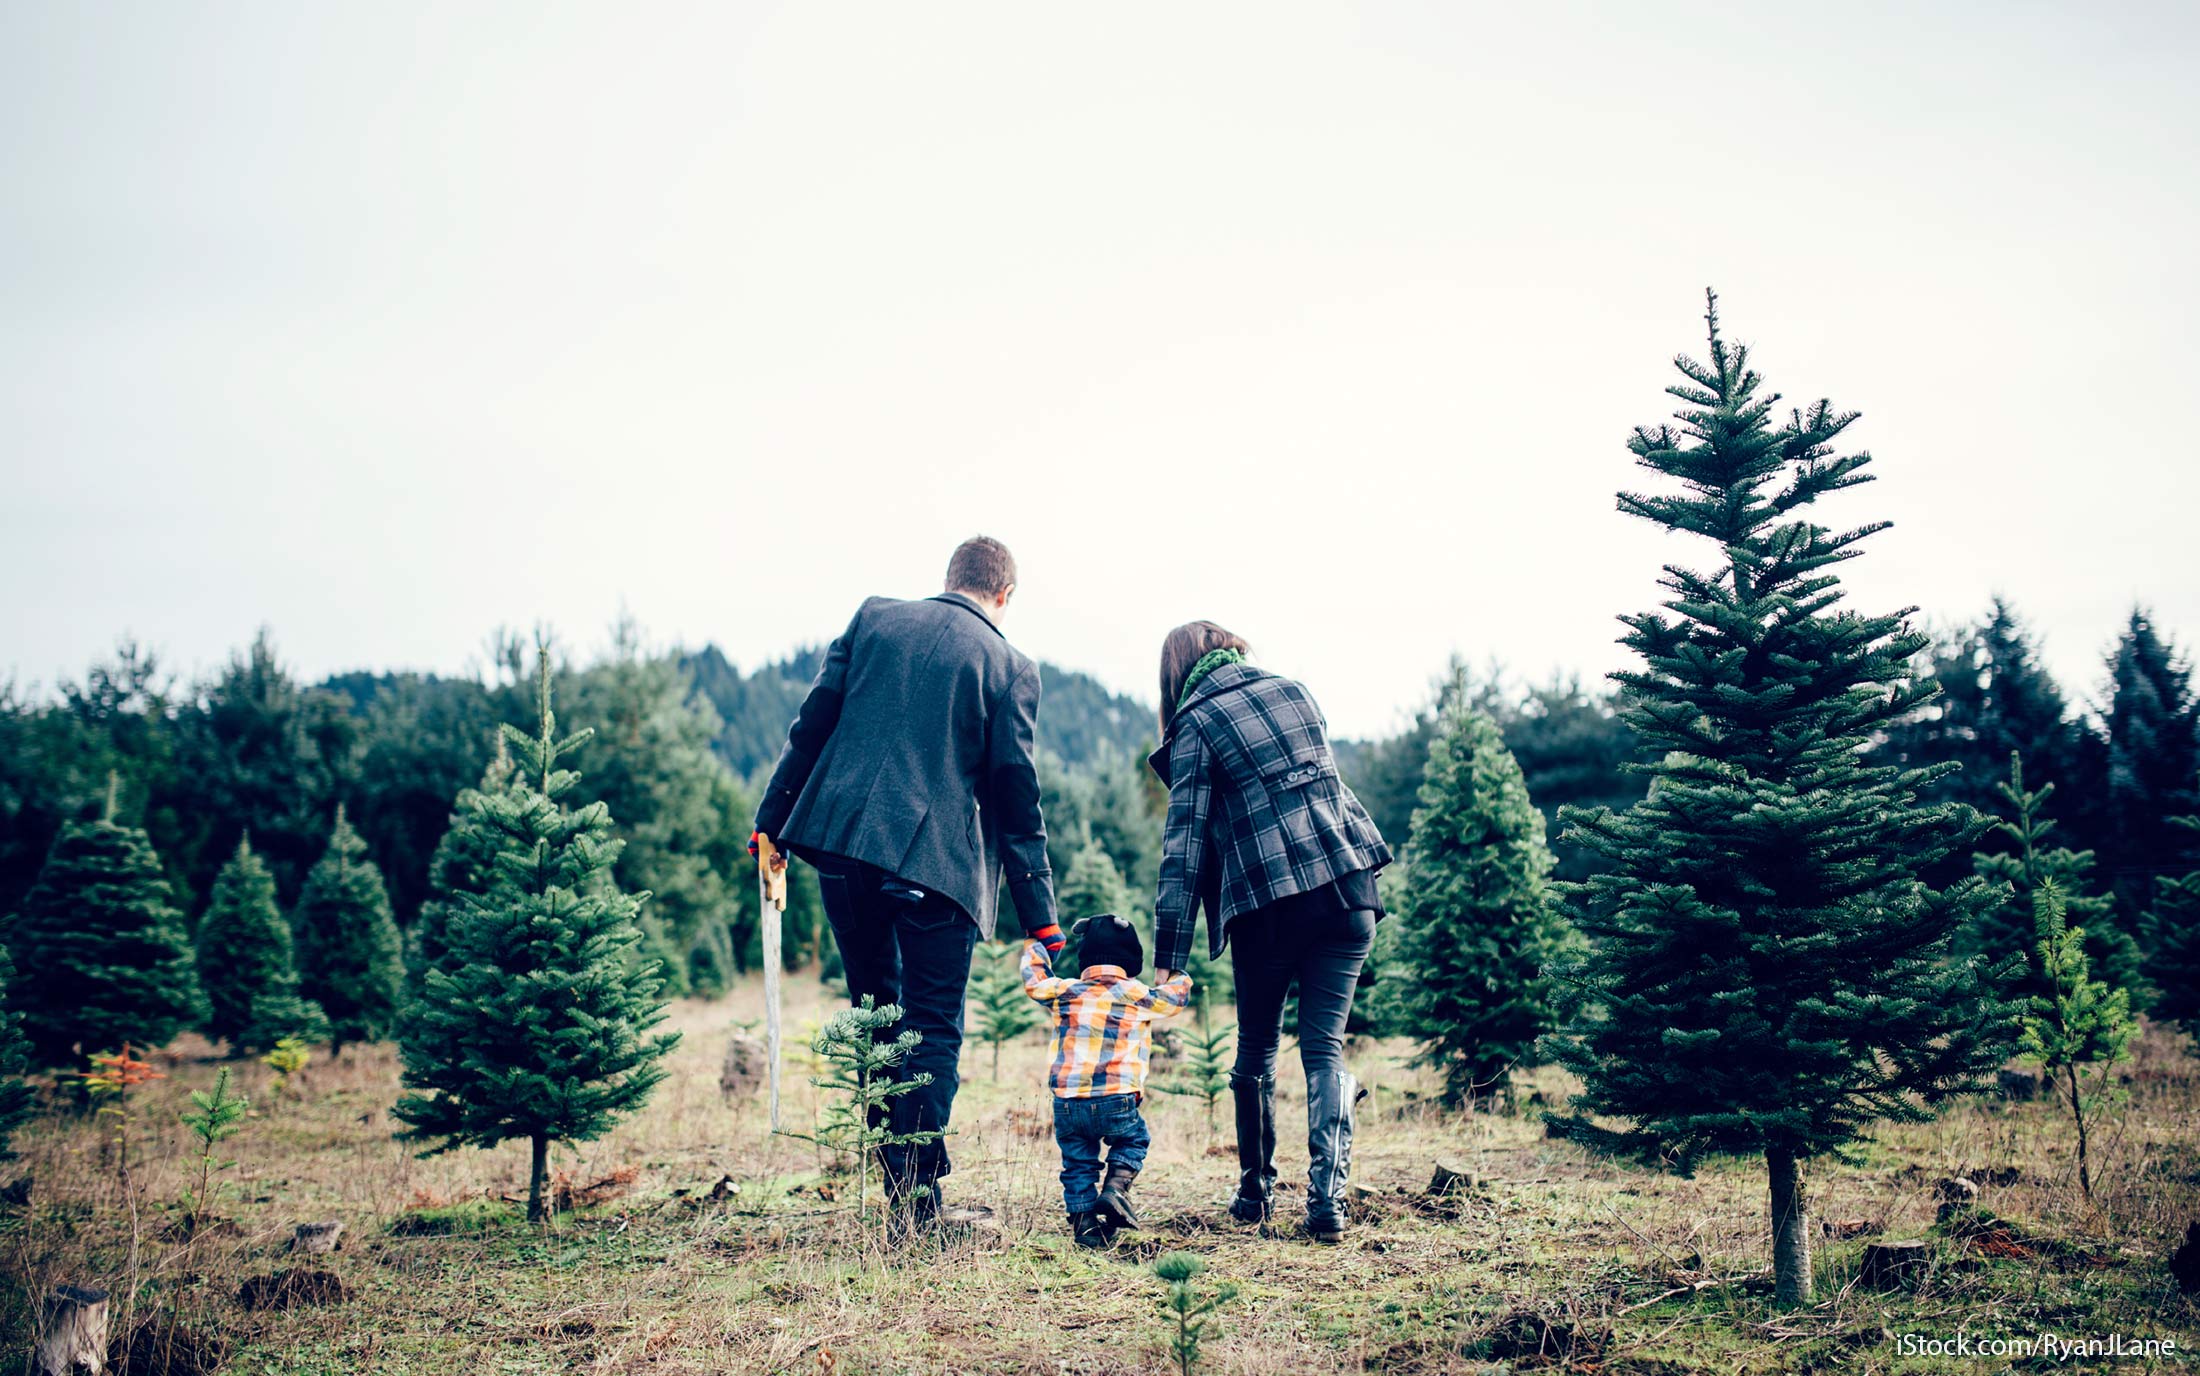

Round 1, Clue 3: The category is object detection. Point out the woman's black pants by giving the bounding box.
[1228,905,1377,1080]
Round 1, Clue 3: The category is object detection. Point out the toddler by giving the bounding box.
[1022,913,1192,1247]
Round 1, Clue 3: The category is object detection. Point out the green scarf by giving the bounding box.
[1177,648,1247,712]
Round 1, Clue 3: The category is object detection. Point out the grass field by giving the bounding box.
[3,971,2196,1374]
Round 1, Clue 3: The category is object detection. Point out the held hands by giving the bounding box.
[747,831,789,872]
[1029,923,1066,958]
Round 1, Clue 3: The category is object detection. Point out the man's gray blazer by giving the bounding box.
[754,593,1057,938]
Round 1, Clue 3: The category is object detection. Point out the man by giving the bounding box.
[752,535,1061,1226]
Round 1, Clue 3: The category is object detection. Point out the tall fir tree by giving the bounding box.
[163,630,361,908]
[1968,754,2147,1010]
[1387,687,1571,1104]
[292,805,404,1055]
[2147,807,2200,1035]
[2,783,207,1068]
[563,616,744,995]
[408,734,518,1000]
[2098,610,2200,913]
[0,941,33,1157]
[1057,828,1134,924]
[1551,296,2013,1310]
[394,649,678,1223]
[1888,599,2079,833]
[195,836,326,1053]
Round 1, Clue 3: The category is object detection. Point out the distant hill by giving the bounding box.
[679,644,1155,778]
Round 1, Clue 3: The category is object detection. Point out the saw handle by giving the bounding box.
[754,832,788,913]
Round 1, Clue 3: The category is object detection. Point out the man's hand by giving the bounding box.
[748,831,789,872]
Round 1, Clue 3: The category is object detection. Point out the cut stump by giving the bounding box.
[291,1221,344,1255]
[1428,1161,1480,1195]
[2171,1221,2200,1296]
[1859,1239,1931,1290]
[36,1284,109,1376]
[720,1032,768,1101]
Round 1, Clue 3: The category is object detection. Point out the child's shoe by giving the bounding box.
[1095,1165,1140,1232]
[1071,1210,1110,1249]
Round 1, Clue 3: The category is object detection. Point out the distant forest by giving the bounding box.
[3,596,2194,997]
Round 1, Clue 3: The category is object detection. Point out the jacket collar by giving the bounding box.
[931,592,1005,638]
[1147,661,1267,778]
[1079,964,1132,984]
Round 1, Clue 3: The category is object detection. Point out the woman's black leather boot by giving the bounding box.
[1227,1072,1277,1223]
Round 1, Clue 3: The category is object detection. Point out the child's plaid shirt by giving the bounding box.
[1021,941,1192,1098]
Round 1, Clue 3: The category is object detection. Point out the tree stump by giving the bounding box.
[291,1221,344,1255]
[1428,1161,1479,1195]
[35,1284,109,1376]
[1859,1239,1930,1290]
[720,1032,768,1101]
[2171,1221,2200,1296]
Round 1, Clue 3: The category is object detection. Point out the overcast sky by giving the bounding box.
[4,2,2195,740]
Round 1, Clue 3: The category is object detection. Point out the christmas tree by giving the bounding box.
[2099,611,2200,912]
[292,805,404,1055]
[2148,808,2200,1035]
[394,648,678,1223]
[408,733,518,1000]
[967,941,1040,1079]
[1057,829,1133,924]
[0,942,33,1158]
[1552,295,2013,1309]
[3,784,206,1068]
[196,837,326,1054]
[1968,754,2146,1009]
[1887,598,2079,826]
[1388,687,1571,1105]
[2018,882,2134,1200]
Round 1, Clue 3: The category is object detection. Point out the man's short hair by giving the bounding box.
[944,536,1017,598]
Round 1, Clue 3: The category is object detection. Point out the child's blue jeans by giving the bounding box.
[1052,1092,1150,1212]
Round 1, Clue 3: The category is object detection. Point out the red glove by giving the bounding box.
[1029,923,1065,958]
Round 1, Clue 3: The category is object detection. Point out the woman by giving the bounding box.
[1148,621,1392,1242]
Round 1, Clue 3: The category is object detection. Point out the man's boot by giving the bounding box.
[1096,1165,1140,1233]
[1305,1069,1359,1244]
[1070,1210,1109,1249]
[1227,1072,1277,1223]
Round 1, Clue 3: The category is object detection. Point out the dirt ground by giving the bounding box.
[4,970,2196,1374]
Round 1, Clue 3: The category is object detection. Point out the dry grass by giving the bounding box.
[3,972,2196,1374]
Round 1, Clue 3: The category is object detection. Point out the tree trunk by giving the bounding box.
[527,1134,549,1223]
[1767,1147,1813,1309]
[2065,1065,2092,1199]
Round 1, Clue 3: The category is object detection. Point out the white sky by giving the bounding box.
[4,2,2195,740]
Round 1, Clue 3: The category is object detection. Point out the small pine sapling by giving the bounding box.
[1153,1250,1237,1376]
[80,1043,165,1184]
[784,996,940,1226]
[1154,1008,1235,1136]
[179,1066,249,1231]
[260,1038,311,1097]
[968,943,1040,1079]
[2019,882,2136,1201]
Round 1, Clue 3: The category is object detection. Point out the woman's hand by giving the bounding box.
[1155,969,1179,984]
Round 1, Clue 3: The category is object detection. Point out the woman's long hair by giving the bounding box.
[1158,621,1253,736]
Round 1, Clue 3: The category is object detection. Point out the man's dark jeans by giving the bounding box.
[1230,906,1378,1081]
[811,854,979,1193]
[1052,1093,1151,1212]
